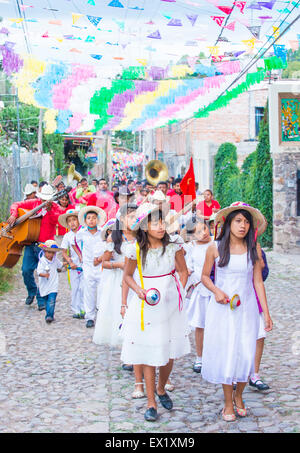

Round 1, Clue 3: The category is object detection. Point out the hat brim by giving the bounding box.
[100,219,117,240]
[36,192,54,201]
[215,204,267,236]
[58,212,79,229]
[39,244,62,252]
[78,206,107,227]
[131,203,160,231]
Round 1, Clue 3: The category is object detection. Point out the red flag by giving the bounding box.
[217,6,233,15]
[211,16,225,27]
[180,158,196,202]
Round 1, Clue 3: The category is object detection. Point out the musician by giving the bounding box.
[6,184,66,309]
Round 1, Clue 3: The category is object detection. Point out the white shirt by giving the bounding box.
[61,230,81,266]
[71,226,104,267]
[37,254,63,297]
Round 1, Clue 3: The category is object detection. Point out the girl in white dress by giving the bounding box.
[185,220,212,374]
[93,205,137,346]
[122,203,190,422]
[201,202,273,422]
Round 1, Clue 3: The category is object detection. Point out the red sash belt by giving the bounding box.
[143,269,183,311]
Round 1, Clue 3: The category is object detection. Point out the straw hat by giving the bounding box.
[148,190,170,203]
[101,218,117,240]
[39,239,62,252]
[78,205,107,227]
[23,183,37,195]
[58,208,79,229]
[214,201,267,236]
[36,184,55,201]
[208,213,217,223]
[131,202,160,231]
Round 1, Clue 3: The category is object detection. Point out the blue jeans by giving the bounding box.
[22,244,45,308]
[41,292,57,320]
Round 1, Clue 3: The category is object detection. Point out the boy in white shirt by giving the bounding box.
[59,209,85,319]
[37,240,63,323]
[71,206,107,328]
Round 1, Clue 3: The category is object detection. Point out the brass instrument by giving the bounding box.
[67,164,82,185]
[145,160,168,187]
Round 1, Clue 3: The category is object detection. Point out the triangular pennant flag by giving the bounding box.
[49,20,62,26]
[217,6,233,14]
[258,0,276,9]
[247,3,262,9]
[167,18,182,26]
[70,48,82,53]
[88,0,96,4]
[242,38,257,50]
[234,1,246,13]
[272,26,280,38]
[87,15,102,27]
[248,25,261,38]
[108,0,124,7]
[186,14,198,26]
[42,31,49,38]
[211,16,225,27]
[146,21,155,25]
[208,45,220,56]
[72,13,83,25]
[85,35,95,42]
[90,54,103,60]
[8,18,24,24]
[147,30,161,39]
[225,21,236,31]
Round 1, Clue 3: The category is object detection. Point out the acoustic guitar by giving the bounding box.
[0,186,71,269]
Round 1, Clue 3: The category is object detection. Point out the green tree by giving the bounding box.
[251,107,273,248]
[240,150,257,206]
[214,142,240,208]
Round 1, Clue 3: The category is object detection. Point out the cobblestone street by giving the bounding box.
[0,251,299,434]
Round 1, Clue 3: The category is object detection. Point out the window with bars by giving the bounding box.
[255,107,265,137]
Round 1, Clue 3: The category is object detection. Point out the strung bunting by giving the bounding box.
[273,44,287,64]
[168,19,182,26]
[87,15,102,27]
[247,3,262,9]
[234,1,246,13]
[225,21,236,31]
[186,14,198,26]
[211,16,225,26]
[248,25,261,38]
[108,0,124,7]
[217,6,233,14]
[147,30,161,39]
[259,0,276,9]
[72,13,83,25]
[272,26,280,38]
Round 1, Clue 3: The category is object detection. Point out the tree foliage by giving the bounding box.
[213,106,273,247]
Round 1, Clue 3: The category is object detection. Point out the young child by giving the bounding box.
[201,202,273,422]
[71,206,107,328]
[37,240,63,323]
[122,203,190,422]
[185,219,212,374]
[59,209,85,319]
[93,205,136,346]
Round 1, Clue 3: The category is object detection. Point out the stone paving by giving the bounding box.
[0,251,299,433]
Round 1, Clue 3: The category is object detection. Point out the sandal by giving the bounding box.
[221,408,236,422]
[165,381,175,392]
[233,393,247,417]
[132,383,145,399]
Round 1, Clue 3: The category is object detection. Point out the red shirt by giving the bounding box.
[167,189,185,212]
[196,199,220,218]
[10,199,65,243]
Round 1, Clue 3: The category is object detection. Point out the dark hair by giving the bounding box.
[174,177,182,185]
[111,204,138,254]
[31,180,38,185]
[127,179,134,185]
[92,178,98,183]
[217,209,258,268]
[136,209,170,266]
[204,189,213,195]
[157,181,168,188]
[80,178,87,183]
[39,181,48,188]
[58,193,70,205]
[99,178,107,183]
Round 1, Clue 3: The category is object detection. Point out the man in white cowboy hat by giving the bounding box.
[23,183,37,201]
[6,184,66,309]
[59,208,85,319]
[70,205,107,328]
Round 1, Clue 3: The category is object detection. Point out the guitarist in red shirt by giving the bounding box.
[6,185,66,310]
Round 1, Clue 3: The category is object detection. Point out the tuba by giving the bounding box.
[67,164,82,185]
[145,160,168,186]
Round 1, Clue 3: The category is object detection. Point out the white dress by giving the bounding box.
[185,241,213,329]
[120,240,191,367]
[201,252,260,385]
[93,241,130,346]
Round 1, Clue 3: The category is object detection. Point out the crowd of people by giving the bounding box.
[6,175,273,423]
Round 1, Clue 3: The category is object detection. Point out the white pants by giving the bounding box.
[83,264,102,321]
[69,269,84,314]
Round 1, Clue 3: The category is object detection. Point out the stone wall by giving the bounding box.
[273,152,300,252]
